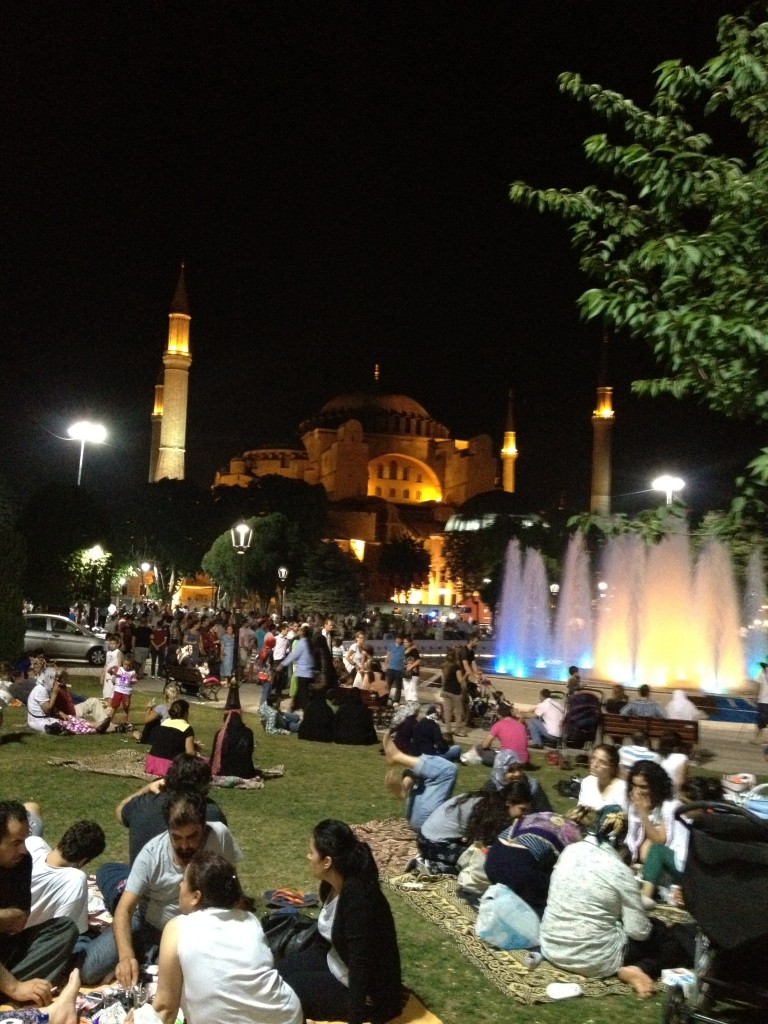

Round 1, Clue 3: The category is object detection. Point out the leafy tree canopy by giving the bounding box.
[509,5,768,481]
[288,542,364,619]
[202,513,305,609]
[378,537,431,595]
[212,476,328,544]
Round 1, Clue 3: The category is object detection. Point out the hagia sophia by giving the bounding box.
[148,267,613,608]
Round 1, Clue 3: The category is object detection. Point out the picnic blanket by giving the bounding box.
[352,817,418,877]
[308,991,441,1024]
[388,871,628,1004]
[47,748,284,786]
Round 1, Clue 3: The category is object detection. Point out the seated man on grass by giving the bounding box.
[383,730,458,831]
[0,801,78,1006]
[80,792,241,987]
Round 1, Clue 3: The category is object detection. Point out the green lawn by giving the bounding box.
[0,676,731,1024]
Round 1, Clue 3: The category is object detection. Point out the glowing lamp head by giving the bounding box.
[68,421,107,444]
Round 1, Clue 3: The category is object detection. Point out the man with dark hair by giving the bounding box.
[27,819,106,935]
[80,792,241,987]
[95,753,227,914]
[620,684,665,719]
[0,801,78,1005]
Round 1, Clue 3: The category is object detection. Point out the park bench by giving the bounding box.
[164,662,222,702]
[601,712,699,753]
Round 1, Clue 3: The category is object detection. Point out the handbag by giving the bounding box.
[257,670,271,683]
[261,910,327,962]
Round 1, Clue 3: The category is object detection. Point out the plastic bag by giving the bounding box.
[474,883,540,950]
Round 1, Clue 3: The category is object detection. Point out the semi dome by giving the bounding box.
[445,488,547,532]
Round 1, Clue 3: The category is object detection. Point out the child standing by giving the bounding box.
[102,635,122,699]
[110,654,136,728]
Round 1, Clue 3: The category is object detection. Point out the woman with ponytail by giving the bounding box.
[278,819,403,1024]
[138,852,301,1024]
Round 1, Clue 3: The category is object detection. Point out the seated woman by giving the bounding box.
[541,806,695,998]
[298,680,335,743]
[410,704,461,762]
[626,760,682,867]
[361,657,389,701]
[658,730,689,794]
[413,784,512,876]
[577,744,627,810]
[639,775,723,908]
[133,681,180,745]
[145,699,199,777]
[332,688,378,746]
[470,703,528,766]
[278,819,403,1024]
[136,852,301,1024]
[487,750,553,812]
[27,667,64,733]
[210,686,262,779]
[485,805,584,918]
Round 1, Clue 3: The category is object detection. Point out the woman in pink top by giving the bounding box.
[473,704,529,766]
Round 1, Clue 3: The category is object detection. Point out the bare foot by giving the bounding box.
[618,965,655,998]
[382,730,400,765]
[385,769,413,800]
[48,967,81,1024]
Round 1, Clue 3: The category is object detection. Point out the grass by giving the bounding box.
[2,674,752,1024]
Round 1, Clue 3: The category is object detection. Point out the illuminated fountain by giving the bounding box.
[494,531,758,694]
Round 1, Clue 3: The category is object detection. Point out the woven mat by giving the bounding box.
[352,817,418,878]
[387,872,629,1005]
[47,748,284,787]
[308,991,441,1024]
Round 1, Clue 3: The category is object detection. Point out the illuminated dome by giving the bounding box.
[320,392,431,418]
[301,391,449,438]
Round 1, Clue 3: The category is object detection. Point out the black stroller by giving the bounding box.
[662,801,768,1023]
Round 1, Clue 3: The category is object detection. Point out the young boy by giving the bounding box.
[102,635,123,699]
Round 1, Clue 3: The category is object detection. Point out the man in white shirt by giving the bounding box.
[527,689,565,748]
[79,792,241,988]
[343,631,367,685]
[618,731,662,776]
[755,661,768,742]
[26,820,106,935]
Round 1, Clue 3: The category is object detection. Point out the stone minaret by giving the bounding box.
[500,389,518,493]
[147,376,164,483]
[590,333,614,514]
[152,264,191,482]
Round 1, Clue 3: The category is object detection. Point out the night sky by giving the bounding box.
[2,1,761,513]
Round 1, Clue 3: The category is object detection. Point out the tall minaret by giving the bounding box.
[147,376,164,483]
[590,333,614,514]
[152,264,192,482]
[500,389,518,493]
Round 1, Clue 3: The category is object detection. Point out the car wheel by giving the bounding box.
[88,647,107,666]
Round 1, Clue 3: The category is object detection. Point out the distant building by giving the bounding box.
[214,383,512,605]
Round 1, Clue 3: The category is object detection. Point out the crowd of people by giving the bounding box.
[2,608,743,1014]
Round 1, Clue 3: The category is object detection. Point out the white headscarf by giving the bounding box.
[665,689,701,721]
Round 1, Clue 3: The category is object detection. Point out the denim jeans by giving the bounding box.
[406,755,458,830]
[527,718,558,747]
[79,908,161,986]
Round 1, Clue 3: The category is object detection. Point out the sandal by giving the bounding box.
[262,888,319,908]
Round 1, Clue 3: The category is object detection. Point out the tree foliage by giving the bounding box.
[288,542,365,618]
[0,524,26,660]
[378,537,431,595]
[202,513,305,609]
[509,5,768,480]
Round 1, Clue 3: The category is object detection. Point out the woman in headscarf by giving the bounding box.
[487,750,552,812]
[540,806,694,998]
[210,686,262,779]
[664,688,703,722]
[27,667,64,733]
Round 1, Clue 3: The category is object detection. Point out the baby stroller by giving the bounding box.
[662,800,768,1023]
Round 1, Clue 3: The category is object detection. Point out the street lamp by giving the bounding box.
[277,565,289,622]
[652,474,685,506]
[67,421,107,486]
[230,522,253,684]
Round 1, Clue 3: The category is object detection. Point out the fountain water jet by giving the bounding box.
[494,530,757,693]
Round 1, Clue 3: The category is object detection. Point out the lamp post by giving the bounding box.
[86,545,105,627]
[140,561,151,599]
[67,421,107,486]
[277,565,289,622]
[652,474,685,506]
[231,521,253,682]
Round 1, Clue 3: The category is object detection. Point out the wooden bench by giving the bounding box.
[601,712,699,753]
[165,663,222,702]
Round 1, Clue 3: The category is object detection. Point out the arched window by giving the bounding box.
[389,460,397,480]
[375,486,382,497]
[416,490,422,500]
[389,488,396,498]
[416,473,422,483]
[402,467,410,481]
[403,489,410,499]
[377,465,384,479]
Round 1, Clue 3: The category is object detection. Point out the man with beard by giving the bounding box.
[0,802,78,1005]
[80,793,240,987]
